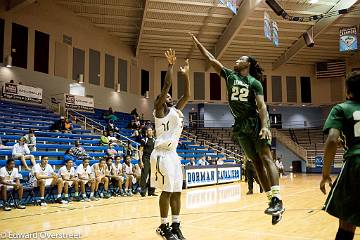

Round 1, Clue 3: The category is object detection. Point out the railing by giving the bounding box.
[182,129,243,162]
[66,109,140,157]
[272,129,308,165]
[66,109,105,133]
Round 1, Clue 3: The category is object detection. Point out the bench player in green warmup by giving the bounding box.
[191,33,284,224]
[320,71,360,240]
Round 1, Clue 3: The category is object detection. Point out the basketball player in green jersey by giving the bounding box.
[320,71,360,240]
[191,33,284,224]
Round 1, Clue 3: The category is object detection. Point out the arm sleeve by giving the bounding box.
[251,79,264,96]
[323,105,344,134]
[0,169,4,177]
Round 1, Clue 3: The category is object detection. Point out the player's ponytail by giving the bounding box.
[346,71,360,102]
[248,56,264,82]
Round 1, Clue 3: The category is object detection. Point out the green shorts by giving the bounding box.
[323,155,360,226]
[233,116,271,161]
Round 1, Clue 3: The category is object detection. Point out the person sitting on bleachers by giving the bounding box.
[100,131,110,146]
[106,143,118,158]
[131,130,143,144]
[0,137,12,150]
[217,156,225,165]
[58,159,80,202]
[12,137,36,171]
[197,156,209,166]
[92,159,111,199]
[70,140,91,160]
[63,118,73,133]
[76,158,97,201]
[106,120,119,135]
[130,108,138,118]
[50,116,66,132]
[30,156,68,206]
[186,157,197,166]
[103,107,118,122]
[207,156,217,165]
[123,155,134,196]
[64,149,77,164]
[111,156,125,196]
[23,129,37,151]
[0,159,26,211]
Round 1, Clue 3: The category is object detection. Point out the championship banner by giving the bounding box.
[217,166,241,184]
[65,94,94,112]
[339,26,358,52]
[185,167,217,188]
[272,21,279,47]
[264,12,272,41]
[2,83,43,104]
[315,156,323,168]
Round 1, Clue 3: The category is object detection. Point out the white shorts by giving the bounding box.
[33,178,53,187]
[150,148,183,193]
[64,180,74,187]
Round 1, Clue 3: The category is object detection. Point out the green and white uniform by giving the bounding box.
[322,100,360,226]
[220,67,271,161]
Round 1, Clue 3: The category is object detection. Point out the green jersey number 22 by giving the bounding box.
[231,86,249,102]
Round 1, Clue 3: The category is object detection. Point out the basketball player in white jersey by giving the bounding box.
[151,49,190,240]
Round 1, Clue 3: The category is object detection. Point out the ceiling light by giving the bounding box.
[309,0,319,3]
[5,55,12,68]
[116,83,121,93]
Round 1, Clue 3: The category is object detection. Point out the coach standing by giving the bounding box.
[139,127,157,197]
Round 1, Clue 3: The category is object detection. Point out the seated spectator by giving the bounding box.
[106,143,118,158]
[207,156,217,165]
[197,156,209,166]
[106,120,119,135]
[58,159,80,202]
[131,130,143,144]
[0,137,12,150]
[63,118,73,133]
[124,141,135,157]
[134,116,141,129]
[70,140,91,160]
[123,155,134,196]
[111,156,125,196]
[30,156,68,206]
[130,108,138,117]
[12,137,36,171]
[64,149,77,164]
[76,158,97,201]
[0,159,26,211]
[217,156,225,165]
[100,131,110,145]
[23,129,37,151]
[92,159,111,199]
[103,107,118,122]
[275,157,285,176]
[50,116,66,132]
[186,157,197,166]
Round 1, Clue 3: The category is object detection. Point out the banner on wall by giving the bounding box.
[185,168,217,187]
[64,94,94,112]
[315,156,323,168]
[272,21,279,47]
[264,11,272,41]
[217,166,241,184]
[2,83,43,104]
[339,26,358,52]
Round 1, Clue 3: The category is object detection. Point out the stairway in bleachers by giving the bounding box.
[278,128,344,168]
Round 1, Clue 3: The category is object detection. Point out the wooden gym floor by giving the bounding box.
[0,174,359,240]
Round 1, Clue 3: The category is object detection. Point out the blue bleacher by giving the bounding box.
[0,100,225,172]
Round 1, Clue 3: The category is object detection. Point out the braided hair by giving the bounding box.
[247,56,264,81]
[346,71,360,102]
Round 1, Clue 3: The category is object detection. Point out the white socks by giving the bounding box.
[271,185,281,200]
[172,215,180,223]
[161,218,168,225]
